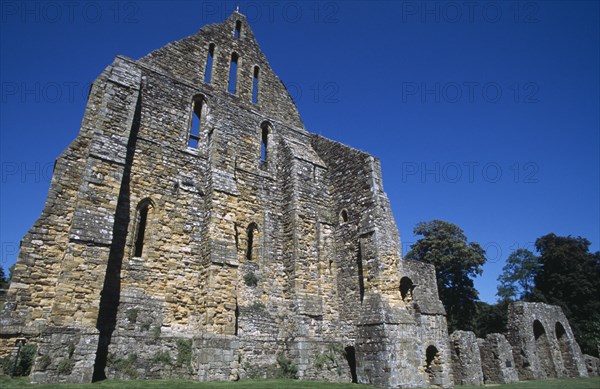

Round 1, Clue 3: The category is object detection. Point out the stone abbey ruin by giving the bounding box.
[1,11,597,388]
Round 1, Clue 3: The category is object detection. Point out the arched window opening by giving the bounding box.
[340,209,349,224]
[204,43,215,84]
[533,320,557,378]
[188,96,205,148]
[400,276,414,302]
[252,66,260,104]
[134,199,154,257]
[234,20,241,39]
[425,345,442,386]
[260,121,270,162]
[246,223,259,261]
[228,53,239,94]
[533,320,545,340]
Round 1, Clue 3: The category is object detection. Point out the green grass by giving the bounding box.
[0,376,598,389]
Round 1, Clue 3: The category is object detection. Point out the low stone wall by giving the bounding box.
[478,333,519,384]
[449,331,483,386]
[583,355,599,377]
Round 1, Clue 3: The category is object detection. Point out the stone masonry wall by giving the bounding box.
[507,302,588,380]
[1,11,452,389]
[449,331,483,386]
[478,333,519,384]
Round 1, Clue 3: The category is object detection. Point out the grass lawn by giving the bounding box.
[0,376,598,389]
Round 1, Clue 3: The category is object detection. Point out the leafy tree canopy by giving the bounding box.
[405,220,486,333]
[496,248,541,301]
[534,233,600,355]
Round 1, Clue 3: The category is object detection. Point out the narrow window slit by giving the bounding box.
[252,66,260,104]
[235,20,241,39]
[204,44,215,84]
[228,53,239,94]
[188,98,203,148]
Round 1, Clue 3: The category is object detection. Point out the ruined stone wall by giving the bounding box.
[478,333,519,384]
[1,11,453,389]
[507,302,588,380]
[449,331,483,386]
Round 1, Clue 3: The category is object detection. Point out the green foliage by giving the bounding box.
[152,325,161,340]
[497,249,540,301]
[405,220,486,333]
[0,265,7,289]
[140,320,152,332]
[244,272,259,287]
[314,343,346,376]
[57,359,75,375]
[108,353,139,379]
[38,355,51,370]
[176,339,192,368]
[249,302,266,311]
[126,309,138,323]
[152,350,172,365]
[4,344,38,376]
[275,353,298,379]
[472,300,508,338]
[533,233,600,356]
[67,342,76,359]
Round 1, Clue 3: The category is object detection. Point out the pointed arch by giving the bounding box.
[134,198,155,257]
[204,43,215,84]
[260,121,272,163]
[339,209,349,224]
[246,223,260,261]
[234,20,242,39]
[188,94,207,149]
[252,66,260,104]
[400,276,414,302]
[228,52,239,94]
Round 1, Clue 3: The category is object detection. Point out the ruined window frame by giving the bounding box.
[133,198,155,258]
[204,43,215,84]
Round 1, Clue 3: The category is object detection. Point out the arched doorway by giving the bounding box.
[424,345,444,386]
[344,346,358,383]
[555,322,577,376]
[533,320,556,378]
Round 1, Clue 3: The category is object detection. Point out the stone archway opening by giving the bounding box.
[555,321,577,376]
[533,320,556,378]
[425,345,444,386]
[344,346,358,383]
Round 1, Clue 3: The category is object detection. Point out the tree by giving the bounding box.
[534,233,600,356]
[496,249,541,301]
[0,265,6,289]
[405,220,486,333]
[472,300,509,338]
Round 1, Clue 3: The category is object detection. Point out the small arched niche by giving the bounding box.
[400,276,414,302]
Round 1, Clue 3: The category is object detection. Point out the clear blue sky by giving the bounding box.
[1,1,599,303]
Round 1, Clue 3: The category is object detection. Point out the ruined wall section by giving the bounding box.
[478,333,519,384]
[449,330,483,386]
[507,302,588,380]
[138,12,304,130]
[0,57,141,337]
